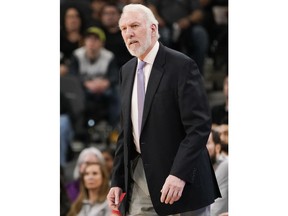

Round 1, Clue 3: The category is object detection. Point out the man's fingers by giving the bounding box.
[160,185,169,203]
[107,190,115,208]
[177,189,183,198]
[170,190,182,204]
[165,188,174,204]
[161,188,182,205]
[160,175,185,204]
[107,187,122,209]
[167,189,182,204]
[161,185,181,204]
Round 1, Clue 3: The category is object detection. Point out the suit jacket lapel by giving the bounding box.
[141,44,166,133]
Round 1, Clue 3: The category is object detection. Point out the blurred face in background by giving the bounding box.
[217,124,228,145]
[83,164,103,190]
[101,5,120,28]
[65,8,81,32]
[84,35,103,58]
[102,151,114,176]
[91,0,106,20]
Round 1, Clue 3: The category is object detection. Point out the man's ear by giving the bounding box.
[151,24,157,36]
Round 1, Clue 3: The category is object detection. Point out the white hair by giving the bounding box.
[73,146,105,180]
[120,3,160,39]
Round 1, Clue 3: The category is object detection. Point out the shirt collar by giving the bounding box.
[139,41,159,65]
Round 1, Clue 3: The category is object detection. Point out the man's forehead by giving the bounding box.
[120,12,143,24]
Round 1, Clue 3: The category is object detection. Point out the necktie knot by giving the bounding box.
[137,60,146,71]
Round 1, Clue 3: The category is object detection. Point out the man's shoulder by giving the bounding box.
[161,44,193,62]
[121,57,137,69]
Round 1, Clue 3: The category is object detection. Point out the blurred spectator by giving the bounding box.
[199,0,215,44]
[206,130,228,216]
[206,129,224,169]
[61,56,85,165]
[213,123,228,145]
[60,52,69,76]
[61,166,71,216]
[89,0,108,27]
[67,162,111,216]
[60,70,87,144]
[69,26,120,129]
[60,91,74,166]
[66,147,105,202]
[212,158,228,216]
[60,5,87,61]
[205,0,228,70]
[200,0,228,50]
[100,2,133,68]
[147,0,209,73]
[212,75,228,125]
[101,147,115,179]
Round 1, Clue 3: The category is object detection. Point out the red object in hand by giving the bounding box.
[111,193,126,216]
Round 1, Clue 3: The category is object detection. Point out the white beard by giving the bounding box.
[127,34,151,58]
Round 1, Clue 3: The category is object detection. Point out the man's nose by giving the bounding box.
[125,28,134,37]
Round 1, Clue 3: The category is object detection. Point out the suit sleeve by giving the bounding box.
[170,58,212,183]
[110,124,125,189]
[110,68,125,189]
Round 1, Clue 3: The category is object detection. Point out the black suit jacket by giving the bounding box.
[111,43,221,215]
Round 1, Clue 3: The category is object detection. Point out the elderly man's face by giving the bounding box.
[119,11,154,59]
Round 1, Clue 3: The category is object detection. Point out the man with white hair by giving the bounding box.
[107,4,221,216]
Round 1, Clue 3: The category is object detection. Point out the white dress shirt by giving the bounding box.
[131,41,160,153]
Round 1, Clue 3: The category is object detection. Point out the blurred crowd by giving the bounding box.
[60,0,228,216]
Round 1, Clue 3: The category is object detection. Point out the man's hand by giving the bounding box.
[107,187,123,209]
[160,175,185,205]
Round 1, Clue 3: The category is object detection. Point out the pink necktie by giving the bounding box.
[137,60,146,135]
